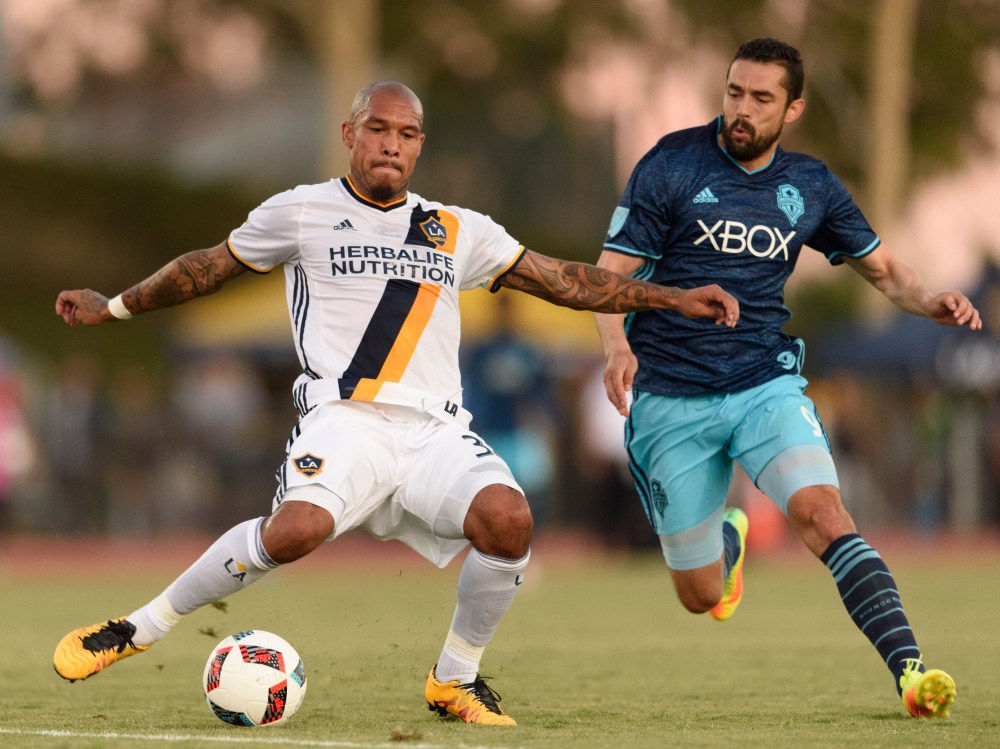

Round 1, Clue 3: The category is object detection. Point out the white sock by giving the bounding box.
[434,548,529,684]
[129,517,278,646]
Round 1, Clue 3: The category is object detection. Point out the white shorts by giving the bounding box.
[273,401,523,568]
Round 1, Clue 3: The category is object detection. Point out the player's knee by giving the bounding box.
[464,485,533,559]
[670,566,723,614]
[260,500,334,564]
[788,486,856,552]
[676,586,720,614]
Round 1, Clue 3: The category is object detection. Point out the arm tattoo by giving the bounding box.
[121,247,247,314]
[501,251,681,313]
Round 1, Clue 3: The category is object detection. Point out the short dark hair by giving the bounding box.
[731,38,804,102]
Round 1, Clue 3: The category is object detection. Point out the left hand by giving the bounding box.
[924,291,982,330]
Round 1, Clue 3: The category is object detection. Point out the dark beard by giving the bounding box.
[721,118,782,162]
[367,182,405,203]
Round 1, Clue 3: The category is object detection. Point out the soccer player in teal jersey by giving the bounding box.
[595,38,979,718]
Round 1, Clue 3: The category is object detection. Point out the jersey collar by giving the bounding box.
[341,175,410,211]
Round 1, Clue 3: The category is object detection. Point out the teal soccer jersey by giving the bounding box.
[604,116,880,396]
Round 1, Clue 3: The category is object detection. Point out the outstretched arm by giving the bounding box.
[499,249,740,320]
[55,240,247,326]
[502,249,739,417]
[845,244,981,330]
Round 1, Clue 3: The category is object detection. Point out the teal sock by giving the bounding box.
[821,534,921,694]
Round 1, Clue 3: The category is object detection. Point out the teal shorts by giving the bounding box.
[625,375,838,542]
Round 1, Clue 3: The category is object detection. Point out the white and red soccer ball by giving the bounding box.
[203,630,307,727]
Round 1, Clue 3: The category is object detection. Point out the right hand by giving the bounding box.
[603,344,638,417]
[673,284,740,327]
[55,289,114,326]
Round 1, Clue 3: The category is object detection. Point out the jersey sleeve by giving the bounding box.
[602,149,672,260]
[806,169,880,265]
[457,209,525,292]
[227,191,304,272]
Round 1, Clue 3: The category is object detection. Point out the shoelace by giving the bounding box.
[81,620,137,654]
[900,657,924,679]
[463,676,504,713]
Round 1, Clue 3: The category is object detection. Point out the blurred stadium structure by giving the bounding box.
[0,0,999,543]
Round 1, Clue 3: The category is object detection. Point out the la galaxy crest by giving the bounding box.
[293,453,324,478]
[419,216,448,247]
[776,184,804,226]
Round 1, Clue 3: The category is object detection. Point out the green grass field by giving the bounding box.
[2,534,997,748]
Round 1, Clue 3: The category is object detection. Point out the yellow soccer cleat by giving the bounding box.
[53,617,150,682]
[710,507,749,622]
[900,658,956,718]
[425,666,516,725]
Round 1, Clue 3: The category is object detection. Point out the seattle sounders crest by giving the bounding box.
[776,184,804,227]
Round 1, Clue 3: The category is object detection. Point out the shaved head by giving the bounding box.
[349,80,424,129]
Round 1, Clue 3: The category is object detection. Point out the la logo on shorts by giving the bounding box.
[293,453,325,477]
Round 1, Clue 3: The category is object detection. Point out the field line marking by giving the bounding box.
[0,727,520,749]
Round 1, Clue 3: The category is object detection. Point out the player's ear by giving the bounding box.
[784,98,805,124]
[342,121,355,148]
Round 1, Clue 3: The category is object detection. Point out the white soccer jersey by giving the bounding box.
[228,176,525,421]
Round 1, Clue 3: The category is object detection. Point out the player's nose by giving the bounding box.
[382,132,400,156]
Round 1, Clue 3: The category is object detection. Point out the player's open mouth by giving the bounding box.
[731,122,753,139]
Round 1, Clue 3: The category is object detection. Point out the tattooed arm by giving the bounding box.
[501,249,740,417]
[499,249,739,320]
[56,241,247,326]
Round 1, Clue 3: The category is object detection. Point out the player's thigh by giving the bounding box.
[273,402,397,533]
[658,504,726,572]
[626,390,734,537]
[732,375,839,513]
[397,422,524,541]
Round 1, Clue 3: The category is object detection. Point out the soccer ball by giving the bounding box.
[202,630,307,727]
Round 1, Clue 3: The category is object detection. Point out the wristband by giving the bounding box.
[108,294,133,320]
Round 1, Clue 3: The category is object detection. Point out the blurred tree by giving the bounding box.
[671,0,1000,186]
[3,0,998,320]
[0,153,253,362]
[282,0,377,179]
[379,0,643,257]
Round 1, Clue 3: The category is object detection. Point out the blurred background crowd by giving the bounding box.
[1,0,999,547]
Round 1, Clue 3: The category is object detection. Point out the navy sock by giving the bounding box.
[821,534,921,693]
[722,518,740,580]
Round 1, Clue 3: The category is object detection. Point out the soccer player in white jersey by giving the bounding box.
[52,81,740,726]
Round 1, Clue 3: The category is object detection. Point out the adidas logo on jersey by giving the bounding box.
[693,187,719,204]
[333,219,356,231]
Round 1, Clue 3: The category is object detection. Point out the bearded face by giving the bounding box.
[718,59,803,169]
[720,114,783,163]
